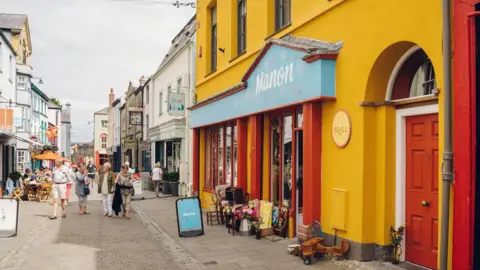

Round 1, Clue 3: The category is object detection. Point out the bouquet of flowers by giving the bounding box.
[389,225,405,247]
[235,205,257,221]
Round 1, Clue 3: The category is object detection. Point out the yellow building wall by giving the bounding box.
[9,24,32,65]
[195,0,450,267]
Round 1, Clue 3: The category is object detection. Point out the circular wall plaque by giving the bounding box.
[331,110,352,148]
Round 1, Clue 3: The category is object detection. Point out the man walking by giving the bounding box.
[152,162,163,198]
[50,159,69,220]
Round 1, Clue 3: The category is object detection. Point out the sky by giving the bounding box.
[2,0,195,142]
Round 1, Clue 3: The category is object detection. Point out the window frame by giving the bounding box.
[101,120,108,128]
[17,151,26,173]
[205,122,237,190]
[101,136,107,149]
[237,0,247,55]
[159,91,163,115]
[275,0,291,31]
[17,75,26,90]
[211,5,218,72]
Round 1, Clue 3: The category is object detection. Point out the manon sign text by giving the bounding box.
[255,62,295,94]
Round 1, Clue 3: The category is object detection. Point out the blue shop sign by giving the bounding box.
[175,197,204,237]
[190,41,338,128]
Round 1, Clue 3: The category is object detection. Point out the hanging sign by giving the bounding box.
[331,110,352,148]
[168,92,185,116]
[129,111,142,125]
[0,109,13,133]
[0,198,19,238]
[175,197,204,237]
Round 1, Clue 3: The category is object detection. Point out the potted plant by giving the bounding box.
[252,218,264,240]
[169,172,180,196]
[389,225,405,264]
[162,172,171,194]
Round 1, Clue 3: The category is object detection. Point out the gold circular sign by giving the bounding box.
[331,110,352,148]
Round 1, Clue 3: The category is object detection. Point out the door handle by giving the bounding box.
[421,200,430,207]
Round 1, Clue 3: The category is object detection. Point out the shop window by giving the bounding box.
[390,48,438,101]
[271,116,281,203]
[296,110,303,128]
[205,123,238,189]
[275,0,291,31]
[283,115,293,202]
[237,0,247,55]
[17,151,26,173]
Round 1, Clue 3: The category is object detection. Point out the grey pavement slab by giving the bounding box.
[133,197,405,270]
[0,199,185,270]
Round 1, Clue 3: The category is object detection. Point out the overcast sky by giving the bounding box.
[2,0,195,142]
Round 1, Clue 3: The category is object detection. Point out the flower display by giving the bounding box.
[389,225,405,247]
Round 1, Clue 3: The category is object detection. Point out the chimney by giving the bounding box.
[139,76,146,86]
[109,88,115,106]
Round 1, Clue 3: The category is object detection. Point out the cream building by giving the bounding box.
[93,107,108,167]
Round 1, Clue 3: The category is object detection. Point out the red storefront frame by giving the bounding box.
[453,1,477,269]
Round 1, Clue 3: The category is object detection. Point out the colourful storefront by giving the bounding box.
[191,0,449,268]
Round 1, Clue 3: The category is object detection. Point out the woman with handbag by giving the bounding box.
[75,162,91,215]
[116,164,134,219]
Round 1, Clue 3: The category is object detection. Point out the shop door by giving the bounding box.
[405,113,439,269]
[295,130,303,235]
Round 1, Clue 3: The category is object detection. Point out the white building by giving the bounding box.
[93,107,108,167]
[106,88,122,172]
[47,100,62,151]
[0,30,17,184]
[148,15,196,196]
[59,103,71,158]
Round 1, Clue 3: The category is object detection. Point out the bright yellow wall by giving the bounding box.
[195,0,449,266]
[9,24,32,65]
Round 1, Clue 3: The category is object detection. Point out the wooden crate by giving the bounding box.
[260,227,274,237]
[298,224,313,242]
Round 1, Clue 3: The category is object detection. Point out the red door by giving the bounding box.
[405,113,439,269]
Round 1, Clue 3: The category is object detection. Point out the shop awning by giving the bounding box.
[10,134,44,147]
[189,36,343,128]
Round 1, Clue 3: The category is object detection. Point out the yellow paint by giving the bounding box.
[331,111,352,148]
[331,189,347,231]
[195,0,450,267]
[262,115,271,200]
[6,20,32,65]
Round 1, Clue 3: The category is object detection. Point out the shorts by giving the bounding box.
[52,183,67,199]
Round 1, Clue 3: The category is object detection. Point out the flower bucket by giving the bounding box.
[240,219,249,232]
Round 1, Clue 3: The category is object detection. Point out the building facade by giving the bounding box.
[60,103,71,159]
[0,30,17,188]
[93,107,108,168]
[30,83,49,169]
[149,16,196,195]
[192,0,447,268]
[121,78,144,171]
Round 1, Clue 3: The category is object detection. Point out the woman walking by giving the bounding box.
[65,162,75,206]
[116,165,134,219]
[75,162,90,215]
[98,162,115,217]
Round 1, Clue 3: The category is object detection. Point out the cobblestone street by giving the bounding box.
[0,192,406,270]
[0,195,200,270]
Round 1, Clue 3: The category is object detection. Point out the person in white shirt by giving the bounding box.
[50,159,69,220]
[64,162,75,205]
[151,162,163,198]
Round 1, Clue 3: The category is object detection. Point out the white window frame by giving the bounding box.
[17,75,26,90]
[17,151,26,173]
[101,136,107,149]
[159,91,163,115]
[101,120,108,128]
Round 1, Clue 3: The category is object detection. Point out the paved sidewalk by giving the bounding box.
[133,197,404,270]
[0,197,186,270]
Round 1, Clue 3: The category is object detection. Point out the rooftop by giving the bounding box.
[0,13,27,31]
[94,107,109,115]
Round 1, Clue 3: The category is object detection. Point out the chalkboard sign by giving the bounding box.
[0,198,19,237]
[175,197,204,237]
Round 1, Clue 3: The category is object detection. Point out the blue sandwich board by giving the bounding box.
[175,197,204,237]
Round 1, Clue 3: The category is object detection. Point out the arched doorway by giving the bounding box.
[390,45,439,269]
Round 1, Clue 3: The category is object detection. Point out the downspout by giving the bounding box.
[440,0,454,268]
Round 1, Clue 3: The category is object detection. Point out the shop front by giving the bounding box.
[149,118,185,174]
[190,37,341,239]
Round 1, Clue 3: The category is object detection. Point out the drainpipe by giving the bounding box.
[440,0,454,268]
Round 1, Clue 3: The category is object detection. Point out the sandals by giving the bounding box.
[83,211,91,215]
[61,213,66,218]
[49,216,57,220]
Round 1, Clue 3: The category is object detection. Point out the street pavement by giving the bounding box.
[0,188,405,270]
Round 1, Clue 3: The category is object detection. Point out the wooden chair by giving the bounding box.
[10,188,23,201]
[26,185,37,201]
[38,182,52,203]
[206,210,221,226]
